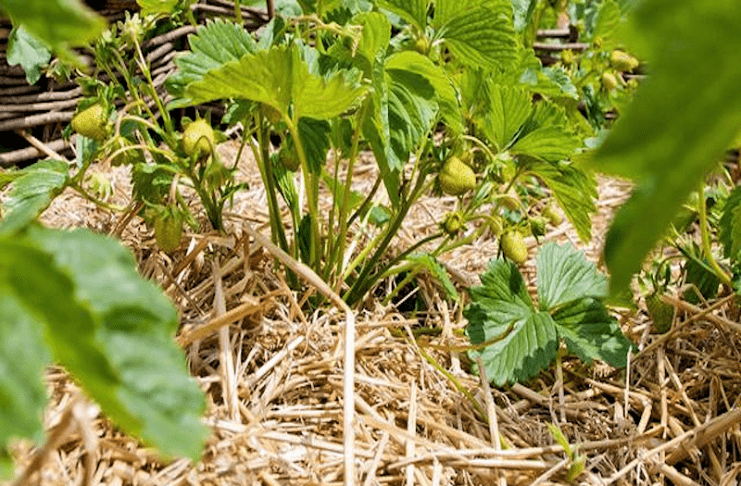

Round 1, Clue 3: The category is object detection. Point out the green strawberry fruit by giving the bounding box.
[542,202,563,226]
[529,217,547,237]
[601,72,618,92]
[442,211,464,235]
[488,215,504,237]
[501,231,527,264]
[71,103,108,142]
[610,50,639,72]
[439,156,476,196]
[182,119,215,159]
[154,207,184,253]
[278,144,300,171]
[499,193,520,211]
[646,293,674,333]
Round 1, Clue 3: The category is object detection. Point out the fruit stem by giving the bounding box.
[697,184,733,288]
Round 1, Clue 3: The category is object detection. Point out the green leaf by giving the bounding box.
[182,44,366,120]
[536,242,607,310]
[0,235,122,423]
[466,244,632,385]
[527,160,597,242]
[437,1,517,69]
[353,11,391,72]
[511,102,580,162]
[551,297,631,367]
[594,0,741,293]
[0,159,69,235]
[377,0,428,31]
[480,83,531,151]
[592,0,622,45]
[6,25,51,85]
[465,259,558,385]
[137,0,180,15]
[27,227,208,460]
[385,51,462,134]
[719,186,741,260]
[168,19,257,104]
[510,0,539,32]
[0,0,106,54]
[298,118,332,174]
[407,254,459,301]
[0,280,50,455]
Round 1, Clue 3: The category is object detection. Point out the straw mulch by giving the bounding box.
[5,139,741,486]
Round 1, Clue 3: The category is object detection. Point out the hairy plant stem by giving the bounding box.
[330,103,368,288]
[697,183,733,287]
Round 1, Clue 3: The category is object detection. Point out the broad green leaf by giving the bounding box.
[168,19,257,102]
[511,126,580,162]
[0,159,69,235]
[480,84,531,151]
[437,1,517,69]
[719,186,741,260]
[183,44,366,121]
[0,236,123,422]
[298,118,332,174]
[272,157,300,216]
[28,227,208,460]
[592,0,621,46]
[377,0,428,31]
[551,297,632,367]
[0,0,106,53]
[386,51,462,134]
[526,160,597,242]
[536,242,607,310]
[465,259,558,385]
[137,0,179,15]
[6,25,51,85]
[353,11,391,73]
[386,69,438,163]
[0,281,50,457]
[594,0,741,293]
[510,0,539,32]
[407,254,459,301]
[363,67,401,205]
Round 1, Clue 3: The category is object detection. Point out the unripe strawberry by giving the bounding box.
[601,72,618,92]
[488,215,504,237]
[499,193,520,211]
[182,119,215,159]
[529,217,547,237]
[610,50,639,72]
[542,202,563,226]
[414,36,429,55]
[439,156,476,196]
[72,103,108,142]
[277,144,300,171]
[442,211,464,235]
[646,293,674,333]
[262,103,283,124]
[154,207,184,253]
[501,231,527,264]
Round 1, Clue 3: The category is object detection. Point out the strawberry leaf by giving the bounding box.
[719,186,741,260]
[465,259,558,386]
[0,159,69,235]
[466,244,632,385]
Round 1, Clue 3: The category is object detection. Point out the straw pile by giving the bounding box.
[4,137,741,486]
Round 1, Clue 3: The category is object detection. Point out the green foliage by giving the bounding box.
[0,0,106,57]
[594,0,741,293]
[0,226,208,475]
[466,243,633,386]
[6,25,51,85]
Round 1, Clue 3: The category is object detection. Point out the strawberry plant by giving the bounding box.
[465,242,633,385]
